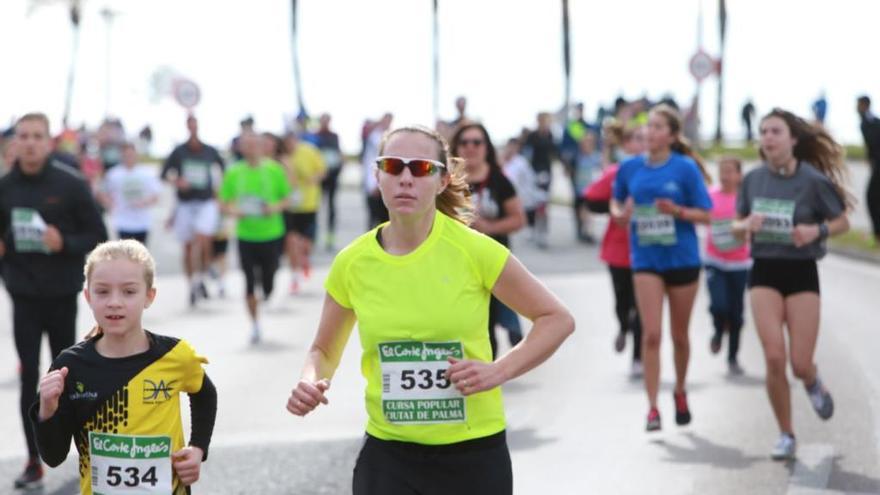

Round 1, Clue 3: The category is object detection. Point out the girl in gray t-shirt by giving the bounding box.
[733,108,852,461]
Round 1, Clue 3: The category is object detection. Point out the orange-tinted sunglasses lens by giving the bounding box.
[376,157,443,177]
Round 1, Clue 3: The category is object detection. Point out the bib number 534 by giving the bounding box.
[106,466,159,488]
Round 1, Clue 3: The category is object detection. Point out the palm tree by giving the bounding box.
[28,0,82,126]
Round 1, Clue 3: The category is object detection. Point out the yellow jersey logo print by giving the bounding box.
[143,379,179,404]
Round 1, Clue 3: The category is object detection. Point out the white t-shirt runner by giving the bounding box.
[103,165,162,233]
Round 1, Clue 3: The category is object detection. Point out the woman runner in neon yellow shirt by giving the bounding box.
[286,125,574,495]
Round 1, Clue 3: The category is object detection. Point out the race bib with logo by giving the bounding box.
[753,198,795,244]
[321,150,342,170]
[181,160,210,190]
[11,207,49,253]
[289,189,303,209]
[378,341,465,425]
[634,206,676,246]
[121,178,146,206]
[89,432,172,495]
[238,195,266,217]
[710,219,744,252]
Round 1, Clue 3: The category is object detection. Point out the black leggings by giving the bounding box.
[353,432,512,495]
[237,239,282,298]
[867,168,880,237]
[13,294,78,458]
[322,167,343,233]
[117,230,148,245]
[609,266,642,362]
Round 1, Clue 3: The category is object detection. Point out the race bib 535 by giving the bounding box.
[378,341,465,425]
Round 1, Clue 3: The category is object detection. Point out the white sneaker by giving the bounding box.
[250,326,261,345]
[770,433,796,460]
[630,360,644,378]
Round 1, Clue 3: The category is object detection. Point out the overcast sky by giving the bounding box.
[2,0,877,154]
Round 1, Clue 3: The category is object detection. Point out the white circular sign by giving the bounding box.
[689,50,715,82]
[173,79,201,109]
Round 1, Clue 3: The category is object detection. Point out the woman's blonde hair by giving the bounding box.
[649,104,712,184]
[83,240,156,338]
[378,125,474,224]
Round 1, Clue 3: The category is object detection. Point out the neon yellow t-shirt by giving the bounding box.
[286,143,326,213]
[325,212,510,445]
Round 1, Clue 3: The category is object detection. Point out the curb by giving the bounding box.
[829,246,880,265]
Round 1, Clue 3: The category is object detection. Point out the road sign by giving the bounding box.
[689,49,716,82]
[173,78,201,109]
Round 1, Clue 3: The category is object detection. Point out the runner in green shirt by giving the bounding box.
[219,131,291,344]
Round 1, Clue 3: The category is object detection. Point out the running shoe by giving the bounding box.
[806,377,834,420]
[189,287,198,307]
[673,390,692,426]
[325,233,336,252]
[198,281,210,300]
[630,360,644,378]
[727,360,745,376]
[710,334,722,355]
[614,332,626,353]
[646,407,661,432]
[13,458,43,490]
[250,326,261,345]
[770,433,796,460]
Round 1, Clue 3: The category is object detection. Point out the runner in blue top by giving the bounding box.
[611,104,712,432]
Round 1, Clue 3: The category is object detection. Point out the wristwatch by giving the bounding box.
[818,223,829,241]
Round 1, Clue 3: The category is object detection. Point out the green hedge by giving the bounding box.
[701,144,867,162]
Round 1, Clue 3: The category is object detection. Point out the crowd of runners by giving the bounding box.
[0,91,874,492]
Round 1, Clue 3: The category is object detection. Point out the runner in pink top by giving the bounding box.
[704,157,752,375]
[583,123,645,377]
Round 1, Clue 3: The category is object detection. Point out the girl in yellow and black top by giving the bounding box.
[286,126,574,495]
[30,240,217,495]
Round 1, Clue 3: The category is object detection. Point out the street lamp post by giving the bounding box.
[99,7,119,118]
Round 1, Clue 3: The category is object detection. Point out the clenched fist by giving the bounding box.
[38,367,68,421]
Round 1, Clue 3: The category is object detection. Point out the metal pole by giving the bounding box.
[561,0,571,116]
[62,1,82,125]
[715,0,727,145]
[432,0,439,123]
[100,8,117,117]
[291,0,305,115]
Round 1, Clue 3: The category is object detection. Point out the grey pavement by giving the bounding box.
[1,163,880,494]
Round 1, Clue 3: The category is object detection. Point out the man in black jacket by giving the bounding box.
[858,96,880,241]
[0,113,107,490]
